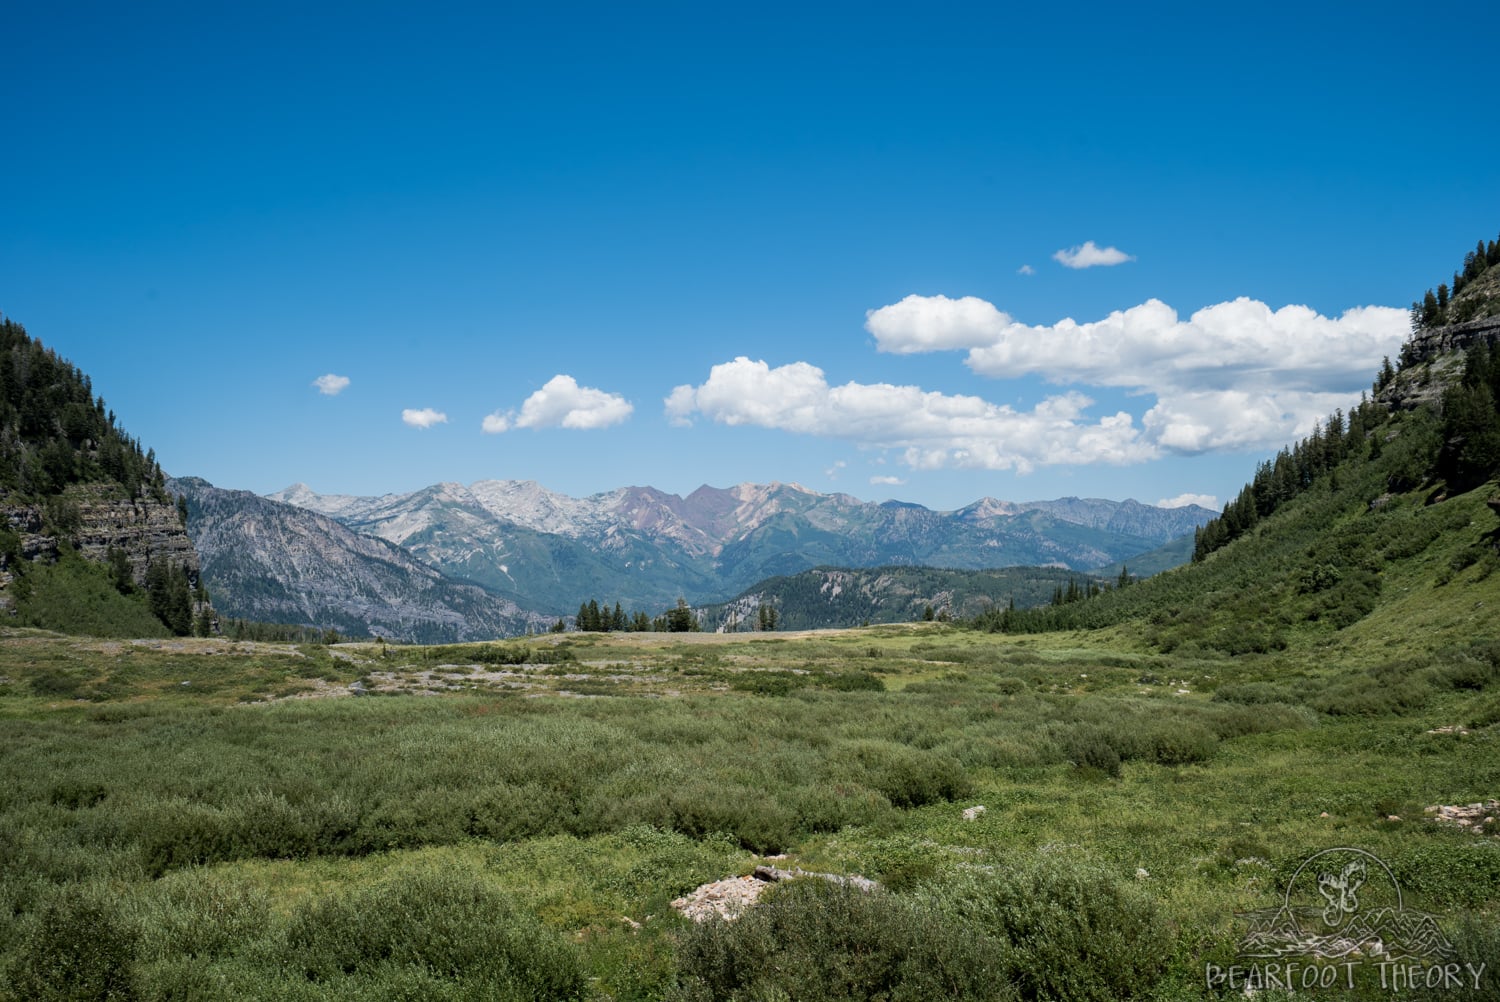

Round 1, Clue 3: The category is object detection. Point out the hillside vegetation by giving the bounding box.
[0,317,204,637]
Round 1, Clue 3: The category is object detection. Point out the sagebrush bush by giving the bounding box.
[134,869,269,962]
[834,741,971,809]
[8,883,138,1001]
[282,868,586,999]
[1061,725,1122,777]
[1140,720,1218,765]
[667,879,1011,1002]
[922,859,1172,1002]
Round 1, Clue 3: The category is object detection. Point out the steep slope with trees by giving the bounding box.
[975,234,1500,653]
[0,316,204,636]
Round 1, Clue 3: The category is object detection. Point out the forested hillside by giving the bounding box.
[700,564,1116,632]
[976,235,1500,653]
[0,316,204,636]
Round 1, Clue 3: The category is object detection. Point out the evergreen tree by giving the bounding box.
[106,547,133,595]
[145,561,192,636]
[665,598,696,633]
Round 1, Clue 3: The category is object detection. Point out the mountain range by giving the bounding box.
[186,478,1215,638]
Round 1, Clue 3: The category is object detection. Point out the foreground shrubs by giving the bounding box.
[8,883,138,1001]
[926,859,1173,1002]
[283,868,586,999]
[668,858,1171,1002]
[667,879,1007,1001]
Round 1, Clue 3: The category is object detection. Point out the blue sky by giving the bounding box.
[4,2,1497,512]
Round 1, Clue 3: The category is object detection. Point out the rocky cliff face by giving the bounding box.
[1378,317,1500,412]
[2,483,199,584]
[172,477,553,642]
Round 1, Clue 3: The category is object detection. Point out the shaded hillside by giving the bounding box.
[173,478,553,643]
[699,564,1113,632]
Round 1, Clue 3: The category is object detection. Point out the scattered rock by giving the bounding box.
[1135,868,1150,880]
[1427,725,1470,736]
[962,805,986,821]
[670,875,768,923]
[752,865,879,891]
[1425,800,1500,833]
[671,866,880,923]
[1319,812,1330,818]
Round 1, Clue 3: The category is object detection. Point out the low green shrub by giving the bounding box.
[834,741,971,809]
[667,879,1008,1002]
[282,868,586,999]
[1140,720,1218,765]
[921,858,1173,1002]
[1212,681,1302,705]
[822,670,885,692]
[1062,726,1122,777]
[1312,674,1430,716]
[790,783,896,834]
[8,883,138,1001]
[135,869,270,963]
[729,671,808,696]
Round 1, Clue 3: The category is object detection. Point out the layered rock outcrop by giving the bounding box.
[2,483,199,586]
[1377,317,1500,412]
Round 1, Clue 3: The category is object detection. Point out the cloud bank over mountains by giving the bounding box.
[665,357,1149,474]
[376,284,1408,483]
[666,294,1409,472]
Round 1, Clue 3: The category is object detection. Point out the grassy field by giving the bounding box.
[2,599,1498,1000]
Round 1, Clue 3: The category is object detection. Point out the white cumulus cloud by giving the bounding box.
[870,475,907,486]
[864,294,1012,355]
[1018,264,1036,276]
[864,294,1409,454]
[312,373,350,396]
[1156,493,1219,511]
[402,408,448,429]
[1052,241,1135,269]
[665,357,1154,474]
[484,375,632,433]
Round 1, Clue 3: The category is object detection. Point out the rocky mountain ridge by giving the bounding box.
[261,479,1214,616]
[172,477,552,642]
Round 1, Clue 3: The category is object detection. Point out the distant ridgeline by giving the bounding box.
[974,232,1500,645]
[0,316,209,637]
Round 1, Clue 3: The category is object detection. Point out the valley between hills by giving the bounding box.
[1,238,1499,999]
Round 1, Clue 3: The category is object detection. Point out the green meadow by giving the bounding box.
[3,532,1498,1002]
